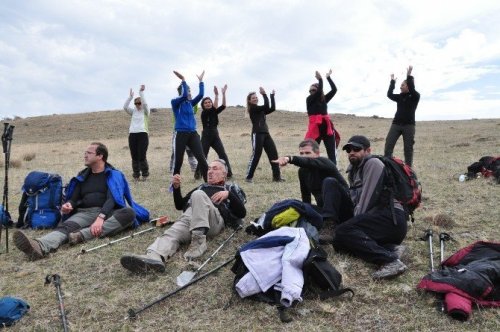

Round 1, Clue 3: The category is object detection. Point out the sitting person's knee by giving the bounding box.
[113,208,136,226]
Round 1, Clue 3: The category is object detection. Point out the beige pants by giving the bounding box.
[147,190,224,259]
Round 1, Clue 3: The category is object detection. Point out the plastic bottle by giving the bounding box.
[459,174,466,182]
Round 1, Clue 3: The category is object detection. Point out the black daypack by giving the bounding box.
[360,156,422,222]
[17,171,63,229]
[302,243,355,301]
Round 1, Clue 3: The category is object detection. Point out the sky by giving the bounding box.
[1,0,500,121]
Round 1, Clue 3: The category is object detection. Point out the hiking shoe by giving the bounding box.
[120,253,165,274]
[245,178,253,183]
[13,230,44,260]
[393,244,407,260]
[273,177,286,182]
[372,259,407,280]
[184,233,207,260]
[68,232,84,245]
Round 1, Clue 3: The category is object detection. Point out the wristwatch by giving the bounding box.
[98,213,106,220]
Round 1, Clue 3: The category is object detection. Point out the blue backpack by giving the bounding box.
[0,297,30,327]
[17,171,63,229]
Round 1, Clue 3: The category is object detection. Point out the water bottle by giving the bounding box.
[459,174,466,182]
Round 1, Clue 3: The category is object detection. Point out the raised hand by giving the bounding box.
[315,71,321,80]
[140,84,145,91]
[326,69,332,77]
[259,87,266,95]
[271,89,275,95]
[173,71,185,80]
[407,65,413,76]
[214,85,219,95]
[221,84,227,94]
[197,70,205,82]
[391,74,395,81]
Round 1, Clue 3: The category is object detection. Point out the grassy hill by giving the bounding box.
[0,108,499,331]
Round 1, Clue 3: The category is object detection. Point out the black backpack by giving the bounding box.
[302,243,355,301]
[359,155,422,222]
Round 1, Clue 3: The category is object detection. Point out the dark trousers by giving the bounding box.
[321,177,354,222]
[384,123,415,167]
[128,132,149,177]
[197,128,233,177]
[172,131,208,181]
[333,208,407,265]
[315,120,337,164]
[246,132,280,180]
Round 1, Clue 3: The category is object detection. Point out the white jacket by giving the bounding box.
[123,91,150,133]
[235,227,310,307]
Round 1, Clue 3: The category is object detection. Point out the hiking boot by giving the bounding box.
[13,230,44,260]
[372,259,407,280]
[68,232,84,245]
[393,244,407,260]
[273,177,286,182]
[184,233,207,260]
[245,178,253,183]
[120,253,165,274]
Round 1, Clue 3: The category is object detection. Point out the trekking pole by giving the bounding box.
[177,225,242,286]
[45,274,69,332]
[126,255,235,320]
[420,229,434,272]
[79,216,171,255]
[1,123,14,254]
[439,232,451,264]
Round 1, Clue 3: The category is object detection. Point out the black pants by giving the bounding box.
[315,120,337,164]
[128,132,149,177]
[323,177,407,265]
[384,123,415,167]
[321,177,354,222]
[197,128,233,177]
[172,131,208,181]
[246,132,280,180]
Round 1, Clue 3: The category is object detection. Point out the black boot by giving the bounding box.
[132,160,140,179]
[140,160,149,178]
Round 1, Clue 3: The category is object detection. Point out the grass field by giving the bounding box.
[0,108,499,331]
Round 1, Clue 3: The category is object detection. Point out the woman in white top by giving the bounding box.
[123,85,150,180]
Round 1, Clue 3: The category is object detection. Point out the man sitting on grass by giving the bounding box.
[120,159,246,274]
[14,142,149,260]
[272,139,351,244]
[327,135,408,279]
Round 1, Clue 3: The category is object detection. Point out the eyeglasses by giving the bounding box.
[344,146,363,153]
[84,151,96,155]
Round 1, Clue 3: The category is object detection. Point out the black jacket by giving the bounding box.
[387,75,420,125]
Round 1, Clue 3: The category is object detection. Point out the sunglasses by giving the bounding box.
[135,102,142,105]
[309,89,317,93]
[344,146,363,153]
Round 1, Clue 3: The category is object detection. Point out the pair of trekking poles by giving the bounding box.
[421,229,452,312]
[0,123,14,254]
[421,229,451,272]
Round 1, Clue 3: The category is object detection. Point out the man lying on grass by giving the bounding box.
[121,159,246,274]
[14,142,149,260]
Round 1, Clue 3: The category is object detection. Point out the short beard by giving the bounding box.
[349,157,362,167]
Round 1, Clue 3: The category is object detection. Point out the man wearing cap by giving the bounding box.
[384,65,420,167]
[272,139,351,243]
[331,135,408,280]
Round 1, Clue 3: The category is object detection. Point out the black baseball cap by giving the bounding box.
[342,135,371,150]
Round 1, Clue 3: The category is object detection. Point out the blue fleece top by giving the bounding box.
[171,81,204,131]
[65,165,150,227]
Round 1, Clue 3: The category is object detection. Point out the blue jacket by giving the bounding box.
[65,165,150,227]
[171,81,204,131]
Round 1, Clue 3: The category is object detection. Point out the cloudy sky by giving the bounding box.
[1,0,499,120]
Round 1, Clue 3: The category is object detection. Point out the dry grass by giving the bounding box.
[0,109,499,331]
[22,153,36,162]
